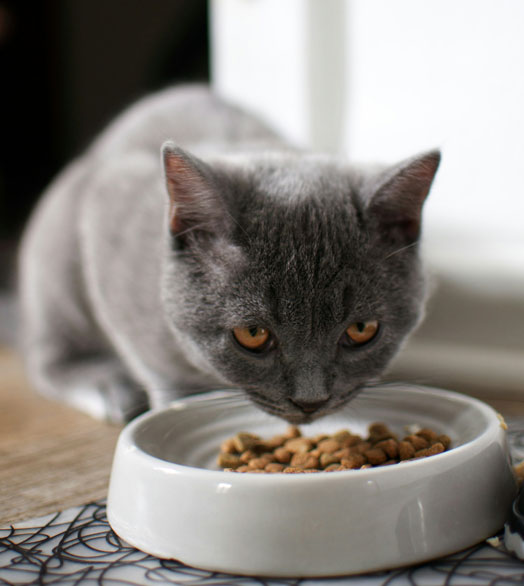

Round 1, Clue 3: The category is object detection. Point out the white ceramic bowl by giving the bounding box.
[107,385,517,577]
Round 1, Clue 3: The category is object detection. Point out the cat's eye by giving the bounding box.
[233,326,272,353]
[341,320,379,347]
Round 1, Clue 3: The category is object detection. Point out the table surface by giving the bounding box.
[0,347,121,526]
[2,344,524,527]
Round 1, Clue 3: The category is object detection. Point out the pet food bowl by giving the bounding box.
[107,385,517,577]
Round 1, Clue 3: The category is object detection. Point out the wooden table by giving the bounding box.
[0,347,122,526]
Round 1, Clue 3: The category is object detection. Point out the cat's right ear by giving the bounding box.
[367,150,441,245]
[162,141,223,248]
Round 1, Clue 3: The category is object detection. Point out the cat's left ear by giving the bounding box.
[367,150,441,244]
[162,141,225,247]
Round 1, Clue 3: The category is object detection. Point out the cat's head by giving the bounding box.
[160,143,440,423]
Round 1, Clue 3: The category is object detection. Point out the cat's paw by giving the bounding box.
[67,373,149,423]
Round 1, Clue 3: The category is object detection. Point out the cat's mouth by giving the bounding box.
[245,388,362,424]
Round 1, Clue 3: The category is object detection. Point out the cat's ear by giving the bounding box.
[162,141,224,247]
[367,150,441,244]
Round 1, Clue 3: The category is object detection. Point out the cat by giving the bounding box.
[18,85,440,424]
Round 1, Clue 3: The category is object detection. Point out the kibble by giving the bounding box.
[404,435,429,450]
[290,452,319,469]
[233,432,260,452]
[363,447,388,466]
[273,447,292,464]
[319,453,340,468]
[375,438,399,459]
[265,462,285,473]
[284,437,313,453]
[218,422,451,473]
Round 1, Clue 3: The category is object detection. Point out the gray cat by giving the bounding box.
[18,85,440,424]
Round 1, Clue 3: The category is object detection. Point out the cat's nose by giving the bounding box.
[290,397,330,414]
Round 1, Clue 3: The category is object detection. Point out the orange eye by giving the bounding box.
[233,326,271,351]
[345,320,379,345]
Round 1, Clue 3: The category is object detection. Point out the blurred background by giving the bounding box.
[0,0,523,401]
[0,0,208,282]
[0,0,209,345]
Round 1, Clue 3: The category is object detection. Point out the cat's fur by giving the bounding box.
[19,85,440,423]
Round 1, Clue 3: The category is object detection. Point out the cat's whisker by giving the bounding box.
[383,241,418,261]
[223,208,251,242]
[172,222,213,240]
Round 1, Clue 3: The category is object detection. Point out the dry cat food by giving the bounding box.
[217,423,451,473]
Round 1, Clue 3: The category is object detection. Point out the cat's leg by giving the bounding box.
[26,345,149,422]
[18,159,148,422]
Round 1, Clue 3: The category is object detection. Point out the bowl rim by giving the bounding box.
[114,384,504,484]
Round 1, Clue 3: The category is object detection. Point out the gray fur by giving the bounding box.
[19,85,440,423]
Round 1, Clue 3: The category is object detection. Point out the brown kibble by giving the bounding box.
[332,429,352,443]
[375,438,399,459]
[404,435,429,450]
[514,461,524,485]
[364,448,388,466]
[398,440,416,460]
[317,438,341,453]
[290,452,320,469]
[380,459,399,466]
[285,425,302,438]
[368,422,389,435]
[273,447,292,464]
[265,462,285,473]
[413,444,444,459]
[261,435,287,450]
[217,453,242,468]
[354,441,372,455]
[320,453,340,468]
[426,442,445,456]
[220,438,237,454]
[340,454,366,469]
[248,455,274,469]
[417,428,438,443]
[325,463,347,472]
[219,422,450,473]
[233,432,261,452]
[368,422,395,442]
[284,437,313,453]
[340,435,362,448]
[239,449,257,463]
[436,434,451,449]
